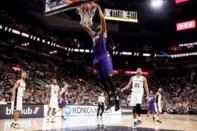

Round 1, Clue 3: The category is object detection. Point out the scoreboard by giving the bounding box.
[104,8,138,23]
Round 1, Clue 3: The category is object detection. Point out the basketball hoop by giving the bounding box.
[76,4,97,26]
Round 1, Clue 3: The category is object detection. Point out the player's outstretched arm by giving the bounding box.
[143,77,149,99]
[11,80,20,101]
[95,4,107,37]
[121,77,132,92]
[82,25,96,37]
[45,85,51,96]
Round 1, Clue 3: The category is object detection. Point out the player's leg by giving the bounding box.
[11,99,17,127]
[55,108,61,114]
[105,76,120,111]
[100,78,110,93]
[133,106,138,129]
[100,76,115,109]
[156,105,162,123]
[57,100,66,120]
[47,107,52,121]
[135,93,143,127]
[12,97,23,128]
[105,76,116,93]
[152,111,156,122]
[13,111,22,128]
[51,108,56,122]
[61,108,66,120]
[97,103,101,118]
[100,103,104,117]
[136,103,142,126]
[147,110,150,117]
[130,93,138,129]
[105,55,120,111]
[48,96,53,119]
[12,111,20,127]
[100,56,120,110]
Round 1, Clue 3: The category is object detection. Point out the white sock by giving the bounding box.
[138,116,141,121]
[134,118,137,123]
[156,116,159,120]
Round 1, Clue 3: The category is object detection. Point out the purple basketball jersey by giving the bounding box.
[92,33,107,58]
[92,33,113,79]
[148,96,155,112]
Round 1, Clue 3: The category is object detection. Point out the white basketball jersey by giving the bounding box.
[50,84,59,98]
[17,79,26,97]
[157,93,162,105]
[131,75,144,94]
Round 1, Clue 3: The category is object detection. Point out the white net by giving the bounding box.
[77,7,96,26]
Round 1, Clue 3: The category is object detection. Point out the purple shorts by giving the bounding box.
[148,104,155,112]
[58,99,66,109]
[93,54,113,79]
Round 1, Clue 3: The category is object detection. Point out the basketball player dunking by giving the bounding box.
[121,68,149,129]
[46,79,60,122]
[80,3,119,111]
[56,81,69,120]
[11,72,27,129]
[154,88,163,123]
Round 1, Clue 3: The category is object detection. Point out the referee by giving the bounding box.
[97,92,105,118]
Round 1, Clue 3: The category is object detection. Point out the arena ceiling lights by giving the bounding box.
[151,0,164,9]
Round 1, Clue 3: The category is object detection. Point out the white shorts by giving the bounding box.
[154,103,162,113]
[11,96,23,111]
[130,92,143,107]
[49,97,58,109]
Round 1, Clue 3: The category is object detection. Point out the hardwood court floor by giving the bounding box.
[0,114,197,131]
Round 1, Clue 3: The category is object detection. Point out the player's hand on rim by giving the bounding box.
[91,3,99,9]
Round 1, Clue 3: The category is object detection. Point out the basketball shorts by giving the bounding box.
[154,102,162,113]
[11,96,23,111]
[93,54,113,79]
[130,92,143,107]
[148,103,155,112]
[49,97,58,109]
[58,99,66,108]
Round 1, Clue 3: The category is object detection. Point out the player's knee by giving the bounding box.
[133,106,137,114]
[136,104,141,114]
